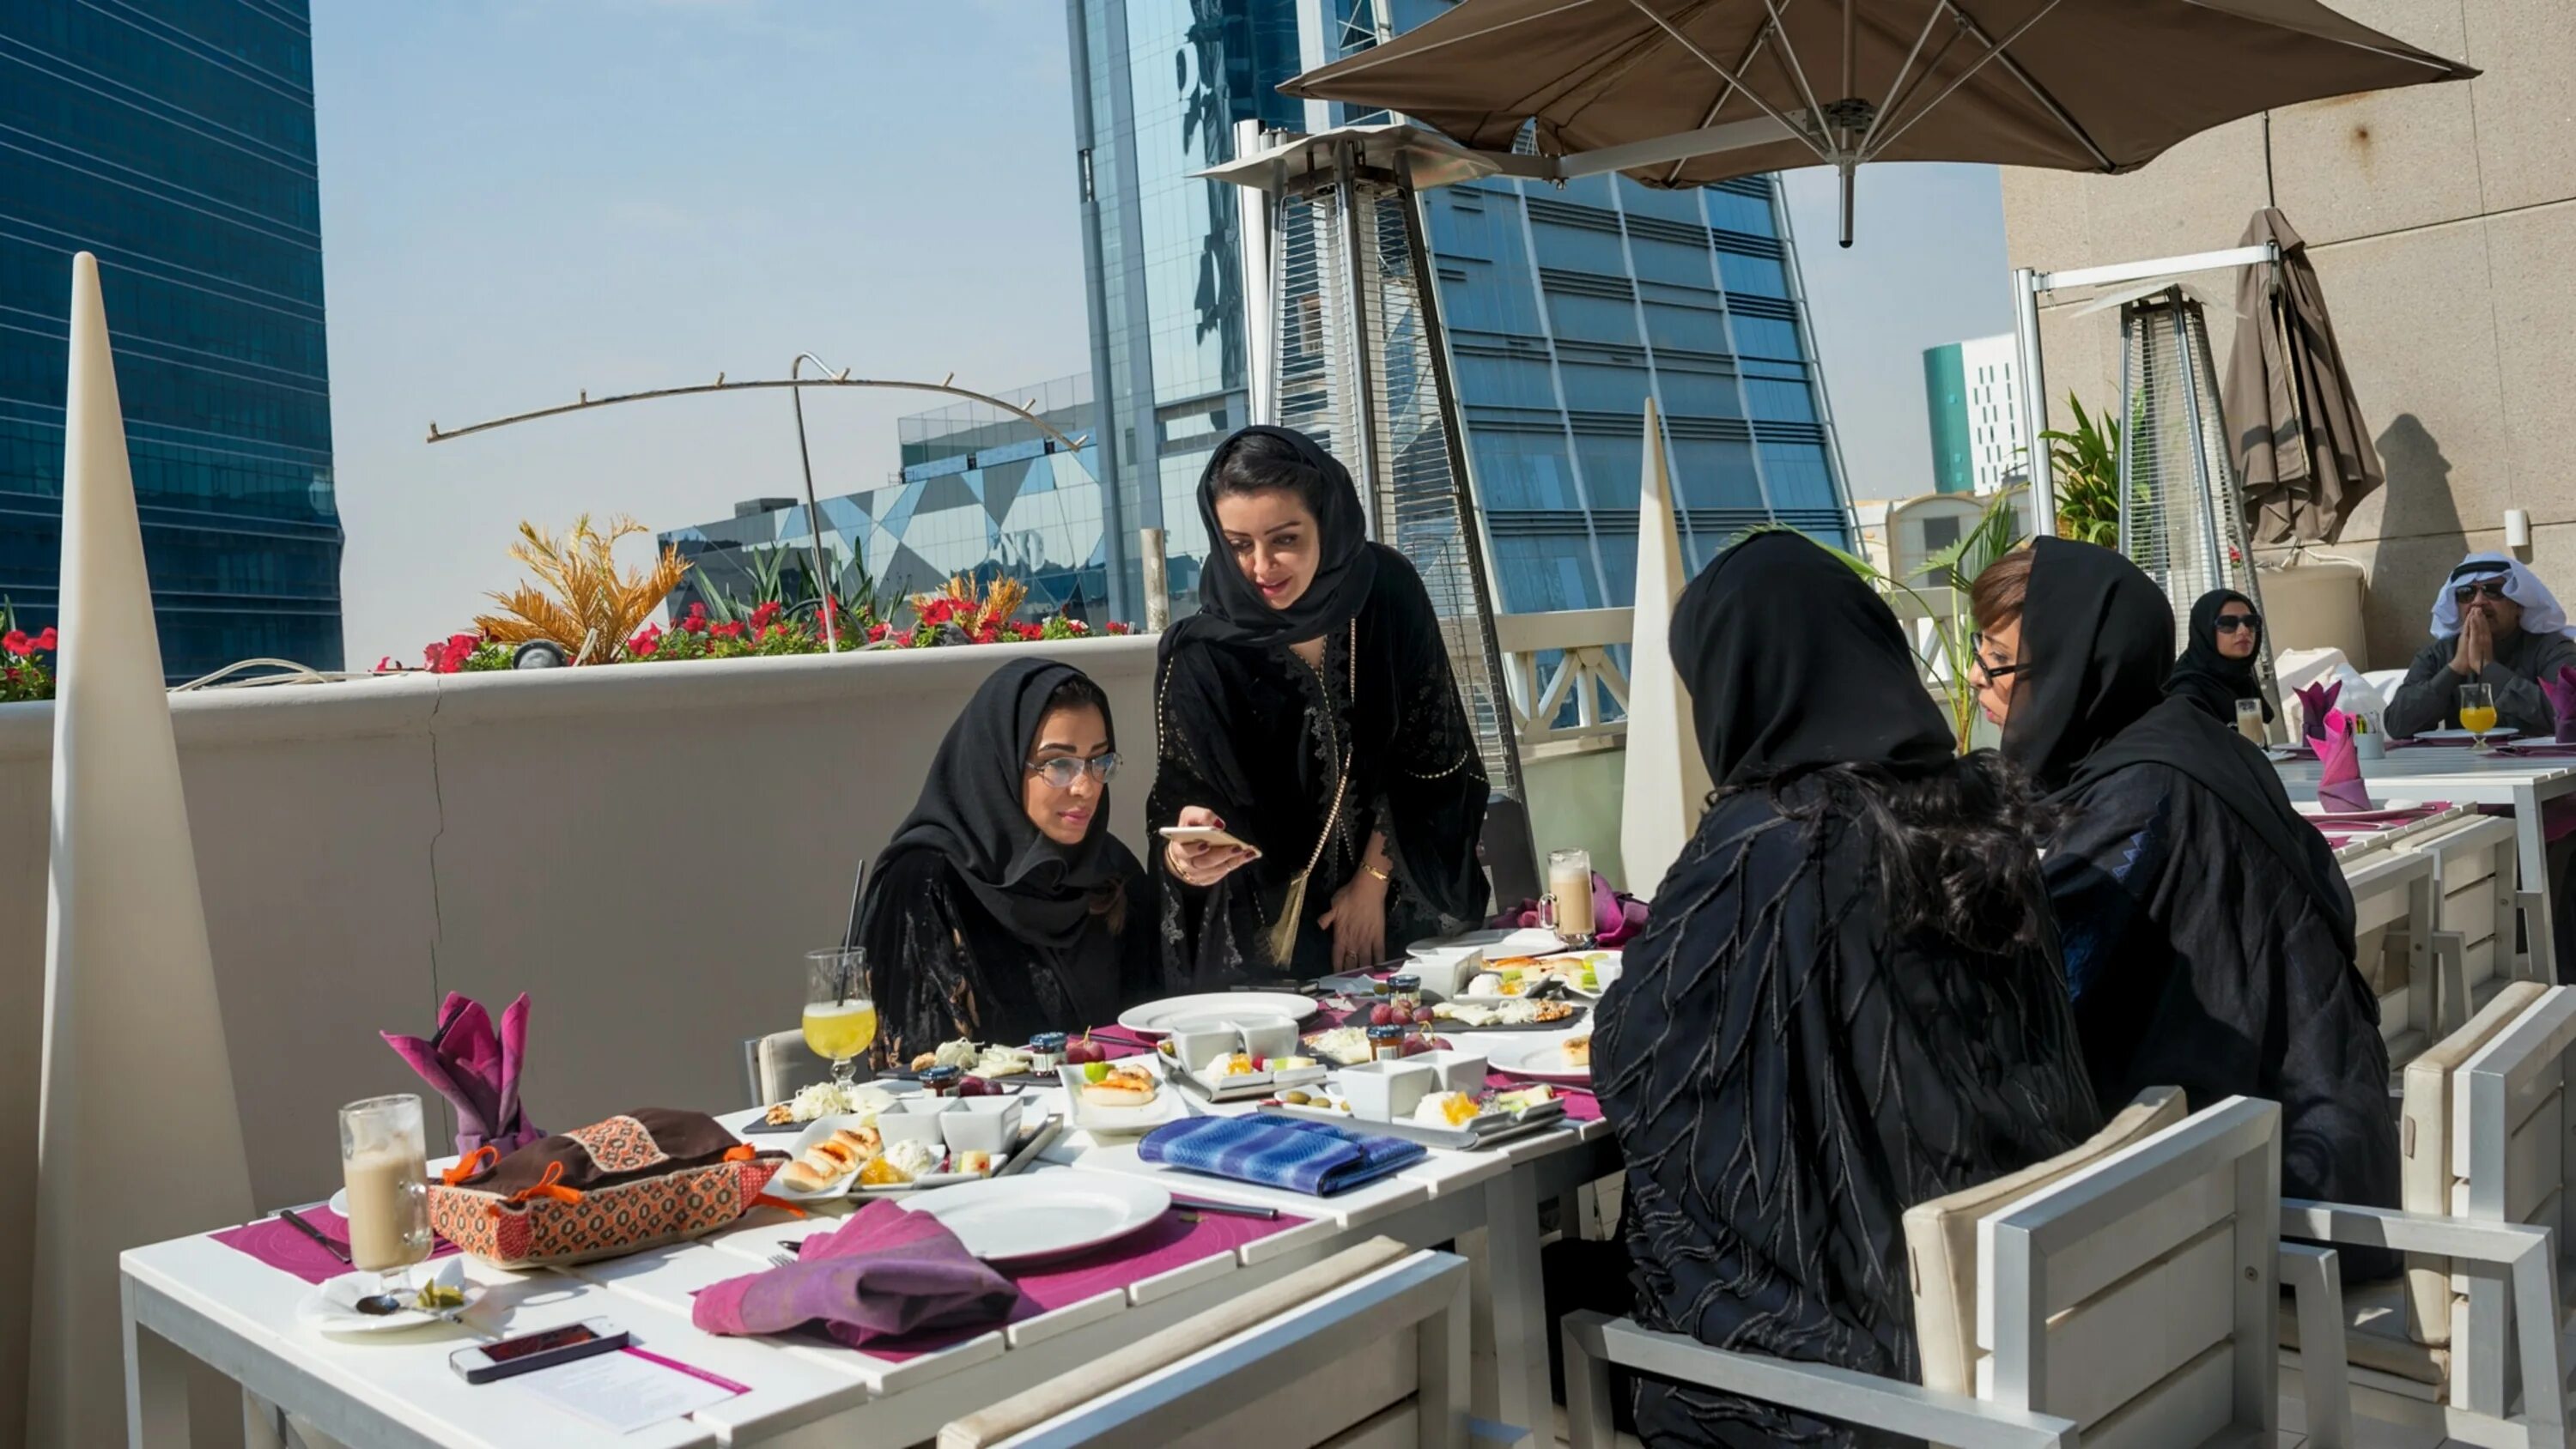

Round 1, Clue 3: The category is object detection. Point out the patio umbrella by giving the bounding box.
[2225,207,2383,544]
[1281,0,2473,245]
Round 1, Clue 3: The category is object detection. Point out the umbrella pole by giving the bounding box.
[1838,161,1856,248]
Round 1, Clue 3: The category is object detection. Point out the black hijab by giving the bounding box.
[2003,541,2354,954]
[1674,530,1956,786]
[865,658,1142,961]
[2165,589,2272,725]
[1163,425,1379,654]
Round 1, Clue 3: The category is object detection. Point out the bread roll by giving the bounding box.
[780,1160,833,1192]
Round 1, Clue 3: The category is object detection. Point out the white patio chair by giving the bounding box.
[2281,980,2574,1446]
[741,1028,832,1109]
[1563,1094,2290,1448]
[939,1238,1487,1449]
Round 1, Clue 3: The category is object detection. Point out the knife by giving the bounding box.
[1170,1196,1279,1220]
[276,1208,351,1264]
[995,1116,1066,1177]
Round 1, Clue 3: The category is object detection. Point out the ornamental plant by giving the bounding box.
[475,514,689,664]
[0,623,60,702]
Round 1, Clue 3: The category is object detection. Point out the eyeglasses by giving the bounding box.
[2213,614,2260,634]
[2453,579,2512,603]
[1025,753,1121,789]
[1968,633,2025,682]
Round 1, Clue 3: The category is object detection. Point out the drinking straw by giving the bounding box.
[837,859,866,1000]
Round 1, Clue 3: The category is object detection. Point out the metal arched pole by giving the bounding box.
[427,370,1091,653]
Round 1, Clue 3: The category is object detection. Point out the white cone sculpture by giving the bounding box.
[27,254,253,1446]
[1618,398,1713,897]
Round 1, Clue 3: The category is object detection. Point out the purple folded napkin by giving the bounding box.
[2295,680,2342,743]
[691,1199,1018,1349]
[2318,709,2373,814]
[2542,666,2576,744]
[382,993,540,1158]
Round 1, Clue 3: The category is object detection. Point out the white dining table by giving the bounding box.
[2276,749,2576,977]
[120,940,1619,1448]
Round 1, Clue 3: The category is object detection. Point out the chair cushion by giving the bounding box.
[2276,1276,2447,1388]
[1903,1087,2186,1395]
[2399,979,2549,1344]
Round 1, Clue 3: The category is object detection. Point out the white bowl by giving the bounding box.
[1404,947,1485,999]
[939,1094,1025,1156]
[1408,1049,1489,1096]
[1338,1060,1434,1122]
[878,1096,953,1149]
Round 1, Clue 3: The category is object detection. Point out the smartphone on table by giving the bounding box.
[450,1319,629,1384]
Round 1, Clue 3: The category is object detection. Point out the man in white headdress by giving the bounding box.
[2385,550,2576,737]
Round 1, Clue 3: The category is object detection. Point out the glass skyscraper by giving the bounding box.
[1066,0,1850,620]
[0,0,342,680]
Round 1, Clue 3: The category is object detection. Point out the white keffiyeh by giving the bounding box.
[2429,551,2572,639]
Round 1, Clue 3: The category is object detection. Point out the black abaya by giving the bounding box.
[2164,589,2271,726]
[1595,533,2101,1447]
[1150,427,1487,985]
[856,658,1148,1063]
[2001,540,2398,1228]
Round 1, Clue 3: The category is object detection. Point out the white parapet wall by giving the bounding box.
[0,637,1160,1429]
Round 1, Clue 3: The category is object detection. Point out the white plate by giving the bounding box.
[327,1188,349,1216]
[2417,727,2520,742]
[295,1270,484,1336]
[1058,1064,1187,1133]
[901,1173,1170,1264]
[1118,991,1316,1037]
[1487,1035,1593,1085]
[766,1115,884,1202]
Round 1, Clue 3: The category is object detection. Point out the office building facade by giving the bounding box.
[1923,331,2022,496]
[0,0,343,678]
[660,374,1110,623]
[1066,0,1850,620]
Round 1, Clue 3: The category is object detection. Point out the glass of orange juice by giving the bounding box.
[2459,683,2500,751]
[803,947,876,1084]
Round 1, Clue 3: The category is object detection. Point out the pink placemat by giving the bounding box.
[210,1208,460,1285]
[857,1206,1308,1361]
[1482,1071,1601,1122]
[2496,744,2576,760]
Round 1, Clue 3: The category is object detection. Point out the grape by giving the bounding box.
[1084,1060,1111,1082]
[1411,1007,1435,1025]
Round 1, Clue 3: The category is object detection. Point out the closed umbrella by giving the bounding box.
[1282,0,2472,245]
[2226,207,2383,544]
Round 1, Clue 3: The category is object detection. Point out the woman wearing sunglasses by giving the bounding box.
[2385,551,2576,739]
[854,658,1150,1064]
[2163,590,2273,726]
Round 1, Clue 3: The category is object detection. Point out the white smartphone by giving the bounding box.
[450,1318,629,1384]
[1158,824,1260,855]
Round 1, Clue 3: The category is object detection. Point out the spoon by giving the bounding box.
[274,1210,406,1315]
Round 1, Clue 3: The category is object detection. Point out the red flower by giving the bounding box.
[33,627,57,652]
[3,631,29,658]
[1013,621,1043,641]
[627,623,663,658]
[681,602,708,634]
[1105,621,1133,636]
[374,656,395,672]
[866,621,890,644]
[423,641,445,669]
[918,597,960,627]
[748,600,782,632]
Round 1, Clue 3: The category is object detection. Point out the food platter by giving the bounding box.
[1486,1035,1593,1085]
[1117,991,1316,1036]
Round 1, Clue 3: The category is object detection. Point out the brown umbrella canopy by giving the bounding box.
[2226,208,2384,544]
[1284,0,2473,194]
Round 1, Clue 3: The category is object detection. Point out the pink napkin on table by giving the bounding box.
[381,993,540,1159]
[2317,709,2374,814]
[692,1198,1018,1349]
[2541,666,2576,744]
[2295,680,2342,743]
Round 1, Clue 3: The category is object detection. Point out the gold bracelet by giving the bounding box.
[1362,862,1391,883]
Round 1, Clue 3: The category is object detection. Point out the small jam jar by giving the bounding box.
[1028,1033,1067,1071]
[1387,973,1422,1014]
[919,1066,963,1096]
[1366,1024,1406,1062]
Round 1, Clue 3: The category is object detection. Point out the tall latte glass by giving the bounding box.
[339,1094,432,1286]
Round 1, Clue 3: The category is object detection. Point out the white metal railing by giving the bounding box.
[1495,609,1632,750]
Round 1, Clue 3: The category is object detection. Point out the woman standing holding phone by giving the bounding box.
[1152,426,1491,984]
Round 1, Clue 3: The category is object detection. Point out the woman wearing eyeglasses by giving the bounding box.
[854,658,1149,1065]
[1967,541,2398,1245]
[2162,590,2273,727]
[2385,552,2576,738]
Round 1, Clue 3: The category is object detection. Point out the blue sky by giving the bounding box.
[316,2,2009,662]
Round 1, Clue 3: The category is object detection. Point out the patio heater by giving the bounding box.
[2115,288,2273,690]
[1208,123,1528,806]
